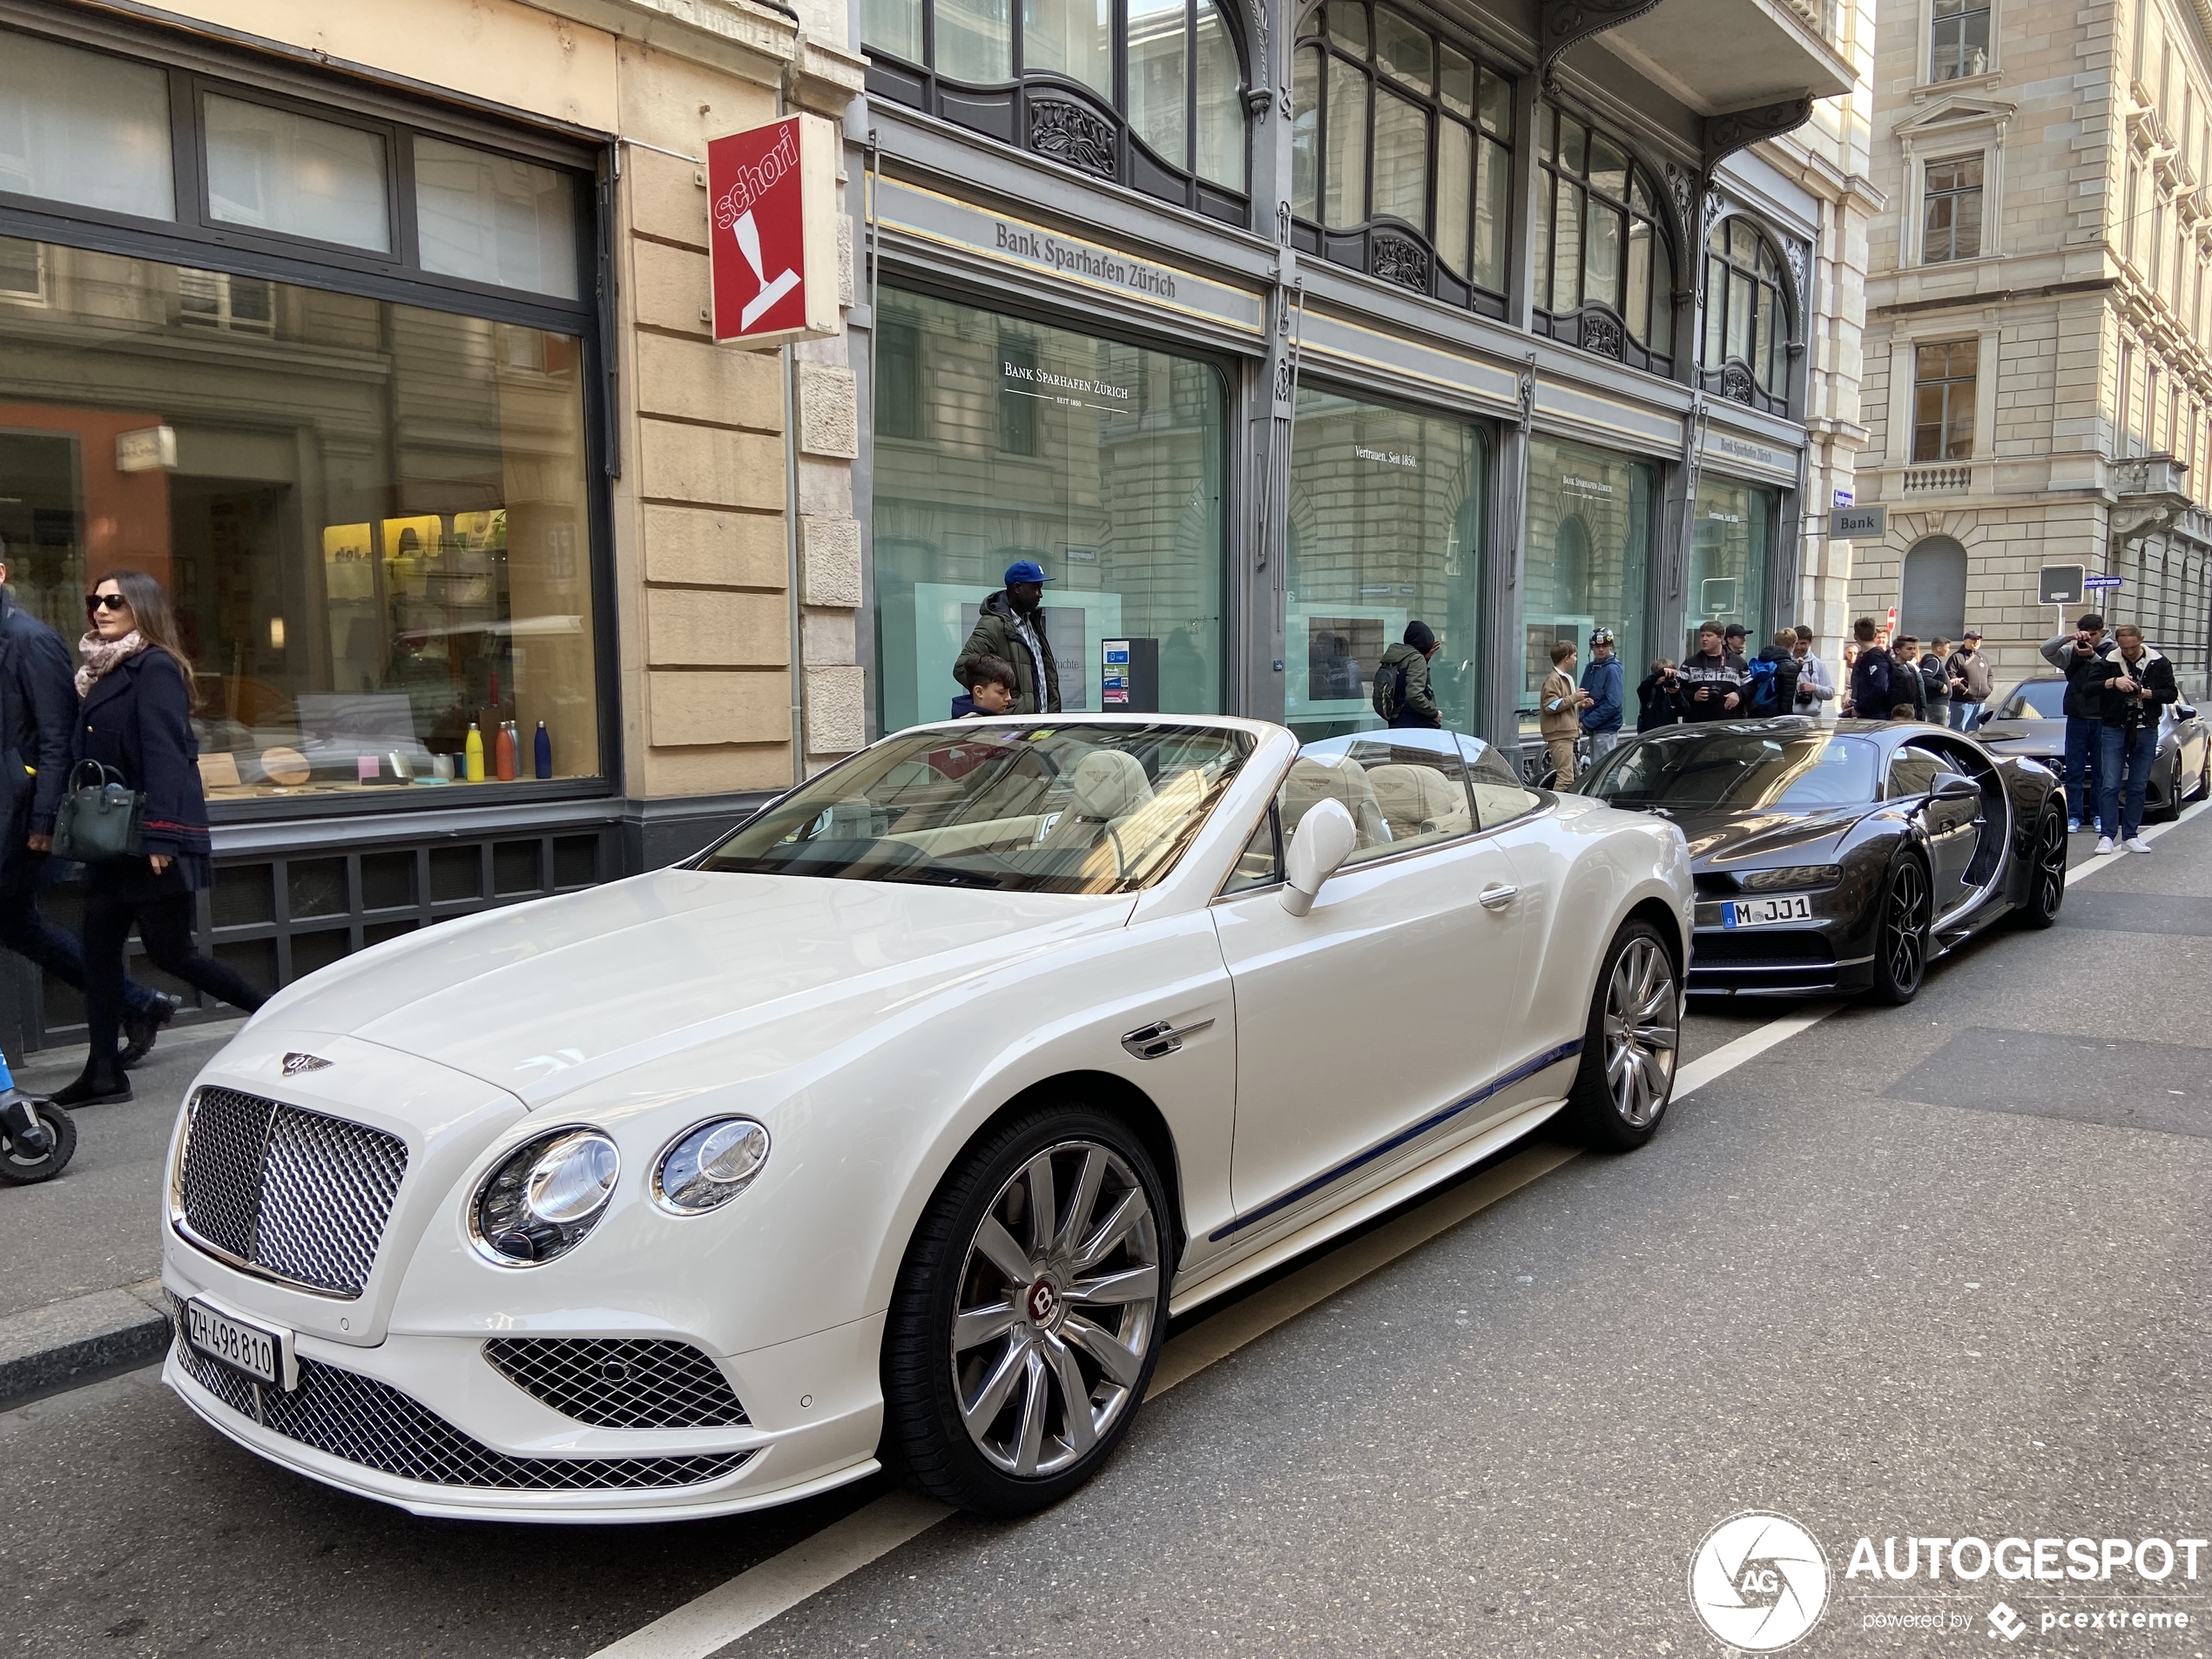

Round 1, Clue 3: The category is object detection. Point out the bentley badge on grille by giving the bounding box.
[282,1052,333,1076]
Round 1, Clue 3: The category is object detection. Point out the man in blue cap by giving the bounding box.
[955,558,1062,715]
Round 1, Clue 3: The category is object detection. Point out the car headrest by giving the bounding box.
[1366,763,1463,831]
[1069,749,1154,819]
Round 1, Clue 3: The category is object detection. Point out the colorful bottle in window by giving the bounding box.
[534,721,552,780]
[495,721,517,782]
[464,722,485,783]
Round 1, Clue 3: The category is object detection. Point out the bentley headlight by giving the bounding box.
[654,1118,771,1215]
[472,1129,618,1265]
[1739,864,1844,891]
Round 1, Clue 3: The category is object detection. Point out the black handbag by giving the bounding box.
[52,760,146,864]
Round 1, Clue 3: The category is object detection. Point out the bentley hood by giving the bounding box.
[244,868,1136,1110]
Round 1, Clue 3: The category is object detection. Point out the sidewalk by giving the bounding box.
[0,1018,242,1402]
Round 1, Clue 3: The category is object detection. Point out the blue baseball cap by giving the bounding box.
[1003,558,1054,586]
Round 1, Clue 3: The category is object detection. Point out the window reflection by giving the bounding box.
[0,238,600,799]
[1521,438,1654,734]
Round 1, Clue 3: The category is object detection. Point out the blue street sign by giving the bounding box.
[2084,574,2124,590]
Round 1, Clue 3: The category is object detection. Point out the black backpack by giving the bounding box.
[1372,658,1409,724]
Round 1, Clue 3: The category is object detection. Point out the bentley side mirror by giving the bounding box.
[1281,798,1359,917]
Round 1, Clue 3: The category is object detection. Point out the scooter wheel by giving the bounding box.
[0,1099,76,1184]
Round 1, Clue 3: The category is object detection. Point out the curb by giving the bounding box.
[0,1278,170,1410]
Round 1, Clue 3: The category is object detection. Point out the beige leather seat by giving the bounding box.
[1366,763,1471,842]
[1037,749,1156,874]
[1280,755,1390,849]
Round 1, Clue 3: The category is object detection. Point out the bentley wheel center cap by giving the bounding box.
[1026,1278,1062,1326]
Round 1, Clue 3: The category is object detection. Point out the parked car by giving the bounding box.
[1976,675,2210,821]
[159,716,1692,1523]
[1577,718,2068,1002]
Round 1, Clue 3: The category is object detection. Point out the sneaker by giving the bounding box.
[2095,836,2115,854]
[119,992,182,1070]
[2127,836,2154,854]
[2067,818,2082,833]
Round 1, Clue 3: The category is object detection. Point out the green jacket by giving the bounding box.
[1373,641,1440,727]
[954,590,1061,716]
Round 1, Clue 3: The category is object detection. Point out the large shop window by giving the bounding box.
[0,238,603,800]
[1699,219,1794,415]
[1284,389,1487,738]
[1534,105,1674,377]
[872,288,1228,732]
[861,0,1249,225]
[1686,480,1775,655]
[1521,438,1654,732]
[1288,1,1514,315]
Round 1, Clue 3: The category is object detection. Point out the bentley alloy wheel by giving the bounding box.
[1602,935,1678,1130]
[950,1141,1161,1479]
[1568,921,1679,1150]
[1872,857,1932,1004]
[884,1109,1169,1515]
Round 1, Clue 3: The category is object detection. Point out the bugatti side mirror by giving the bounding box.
[1281,798,1359,917]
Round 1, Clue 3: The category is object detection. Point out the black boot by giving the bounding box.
[53,1064,131,1108]
[120,993,182,1069]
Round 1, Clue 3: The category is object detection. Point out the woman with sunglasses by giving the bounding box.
[56,573,265,1105]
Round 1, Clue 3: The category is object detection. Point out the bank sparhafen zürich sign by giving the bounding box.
[707,115,840,349]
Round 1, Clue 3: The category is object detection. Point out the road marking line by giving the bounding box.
[2064,794,2207,884]
[1672,1002,1841,1100]
[586,975,1879,1658]
[585,1490,949,1659]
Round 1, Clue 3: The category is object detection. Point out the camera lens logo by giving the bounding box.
[1689,1512,1831,1652]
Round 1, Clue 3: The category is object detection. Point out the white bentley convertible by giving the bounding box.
[160,716,1691,1522]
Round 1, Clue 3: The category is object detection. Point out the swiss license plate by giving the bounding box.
[1721,894,1814,928]
[185,1298,282,1387]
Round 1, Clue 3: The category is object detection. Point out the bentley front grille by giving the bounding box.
[172,1320,752,1493]
[483,1338,751,1429]
[175,1087,408,1298]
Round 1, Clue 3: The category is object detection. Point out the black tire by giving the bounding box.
[0,1099,75,1184]
[1564,921,1680,1152]
[2155,756,2184,822]
[882,1104,1170,1517]
[2017,806,2067,929]
[1869,854,1933,1005]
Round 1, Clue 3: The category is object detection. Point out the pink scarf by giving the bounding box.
[76,630,148,699]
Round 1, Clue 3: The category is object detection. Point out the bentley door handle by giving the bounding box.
[1478,883,1519,910]
[1121,1017,1215,1061]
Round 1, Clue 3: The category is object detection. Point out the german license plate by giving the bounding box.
[185,1298,282,1386]
[1721,894,1814,928]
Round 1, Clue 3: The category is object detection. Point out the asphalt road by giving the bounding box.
[3,817,2209,1658]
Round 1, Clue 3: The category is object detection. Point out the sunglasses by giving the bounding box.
[85,593,129,615]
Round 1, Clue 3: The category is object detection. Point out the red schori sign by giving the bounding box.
[706,114,838,347]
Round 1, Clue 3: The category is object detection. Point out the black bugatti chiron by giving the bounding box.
[1577,717,2068,1003]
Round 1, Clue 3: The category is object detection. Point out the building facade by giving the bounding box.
[1851,0,2212,696]
[0,0,866,1053]
[853,0,1863,761]
[0,0,1871,1054]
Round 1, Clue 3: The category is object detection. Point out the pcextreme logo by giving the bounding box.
[1689,1511,1832,1651]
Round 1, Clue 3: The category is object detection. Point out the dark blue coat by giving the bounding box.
[1578,656,1624,734]
[74,648,211,863]
[0,591,78,886]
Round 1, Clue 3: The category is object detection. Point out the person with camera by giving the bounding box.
[54,572,266,1107]
[1635,658,1680,731]
[2042,612,2115,833]
[2089,622,2175,855]
[1678,623,1747,722]
[1791,626,1838,720]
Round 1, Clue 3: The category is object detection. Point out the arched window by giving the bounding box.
[1899,536,1969,641]
[1701,217,1794,415]
[1533,105,1674,376]
[1289,1,1514,315]
[862,0,1251,225]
